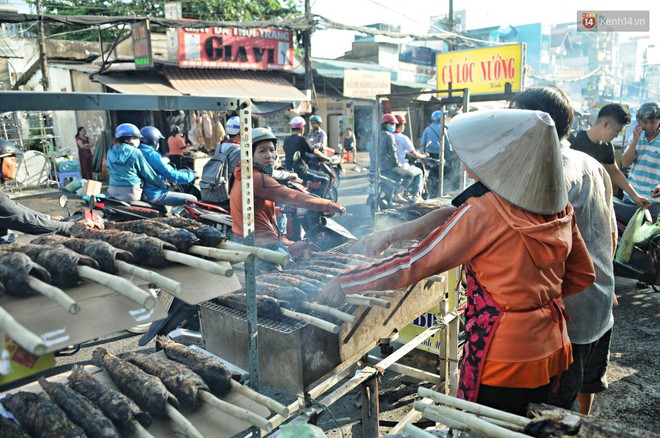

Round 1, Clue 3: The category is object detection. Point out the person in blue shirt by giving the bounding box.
[138,126,198,206]
[106,123,166,202]
[421,110,443,159]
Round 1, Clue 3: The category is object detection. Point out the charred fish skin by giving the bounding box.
[258,274,323,296]
[0,415,31,438]
[39,377,120,438]
[92,347,178,418]
[156,336,237,397]
[152,217,225,247]
[122,351,209,410]
[0,251,51,295]
[104,220,200,251]
[216,293,283,320]
[68,366,152,432]
[255,283,308,310]
[2,391,86,438]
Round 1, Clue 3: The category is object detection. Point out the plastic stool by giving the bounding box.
[58,171,82,187]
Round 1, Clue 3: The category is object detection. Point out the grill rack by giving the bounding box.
[202,300,307,334]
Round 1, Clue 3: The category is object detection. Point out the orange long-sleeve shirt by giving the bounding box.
[230,166,342,246]
[340,192,595,388]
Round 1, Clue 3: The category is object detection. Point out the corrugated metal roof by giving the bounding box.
[163,68,307,102]
[93,73,181,95]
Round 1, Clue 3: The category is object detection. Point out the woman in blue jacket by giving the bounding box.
[106,123,165,202]
[138,126,197,206]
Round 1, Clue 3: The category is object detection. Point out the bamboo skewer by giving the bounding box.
[416,403,530,438]
[418,387,531,427]
[361,290,397,298]
[345,294,391,309]
[130,420,156,438]
[164,403,205,438]
[300,301,357,324]
[163,251,233,277]
[0,305,47,355]
[218,240,292,266]
[198,391,274,433]
[402,423,438,438]
[76,266,156,310]
[228,380,290,417]
[26,276,80,314]
[188,246,255,263]
[115,261,183,296]
[280,308,342,334]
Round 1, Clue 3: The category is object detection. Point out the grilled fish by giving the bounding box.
[0,250,51,296]
[151,217,225,247]
[2,391,86,438]
[39,377,120,438]
[0,416,30,438]
[104,220,200,251]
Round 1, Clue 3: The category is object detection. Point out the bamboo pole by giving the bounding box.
[76,266,156,310]
[229,380,289,417]
[188,246,255,263]
[418,387,531,427]
[164,404,205,438]
[27,276,79,314]
[280,308,342,334]
[402,423,438,438]
[416,403,530,438]
[218,240,292,266]
[163,251,233,277]
[345,294,391,309]
[361,290,397,298]
[130,420,156,438]
[115,261,182,296]
[300,301,357,324]
[0,305,47,355]
[198,391,274,433]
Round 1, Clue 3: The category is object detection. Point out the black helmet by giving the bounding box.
[0,139,23,158]
[637,102,660,122]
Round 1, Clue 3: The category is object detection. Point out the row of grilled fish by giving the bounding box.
[0,337,241,438]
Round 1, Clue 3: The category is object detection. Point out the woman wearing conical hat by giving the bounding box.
[320,109,596,415]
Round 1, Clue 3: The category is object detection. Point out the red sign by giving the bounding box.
[178,27,293,70]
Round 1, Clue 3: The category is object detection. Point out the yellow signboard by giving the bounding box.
[436,44,525,96]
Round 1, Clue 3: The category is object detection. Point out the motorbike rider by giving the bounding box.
[230,128,345,264]
[377,114,414,202]
[394,114,426,202]
[306,114,329,153]
[138,126,198,206]
[622,102,660,216]
[107,123,165,202]
[284,116,331,198]
[421,110,443,159]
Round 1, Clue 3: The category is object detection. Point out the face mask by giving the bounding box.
[387,125,395,133]
[256,162,274,176]
[129,138,140,147]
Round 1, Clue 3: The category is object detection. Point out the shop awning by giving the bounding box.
[163,68,307,102]
[93,73,182,96]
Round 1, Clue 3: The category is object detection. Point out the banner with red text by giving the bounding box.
[436,44,525,96]
[178,27,293,70]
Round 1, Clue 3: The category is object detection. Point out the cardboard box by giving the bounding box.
[83,179,102,197]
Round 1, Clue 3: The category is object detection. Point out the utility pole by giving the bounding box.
[36,0,49,91]
[303,0,313,94]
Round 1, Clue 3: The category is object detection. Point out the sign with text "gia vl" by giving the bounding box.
[436,43,525,96]
[178,27,293,70]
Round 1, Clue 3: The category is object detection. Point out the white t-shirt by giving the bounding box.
[393,132,415,166]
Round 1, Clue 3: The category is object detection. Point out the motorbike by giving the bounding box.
[84,195,168,221]
[179,199,233,239]
[612,197,660,291]
[414,156,441,200]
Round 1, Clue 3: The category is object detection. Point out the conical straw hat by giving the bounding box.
[447,109,567,215]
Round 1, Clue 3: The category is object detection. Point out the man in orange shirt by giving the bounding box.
[167,125,190,170]
[320,110,595,415]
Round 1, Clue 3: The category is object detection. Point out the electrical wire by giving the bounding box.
[311,399,346,438]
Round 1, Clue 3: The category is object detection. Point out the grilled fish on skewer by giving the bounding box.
[68,366,152,433]
[104,220,200,251]
[285,259,348,272]
[0,416,30,438]
[2,391,86,438]
[258,274,324,297]
[0,251,51,295]
[156,336,289,417]
[150,217,225,247]
[39,377,120,438]
[281,269,335,283]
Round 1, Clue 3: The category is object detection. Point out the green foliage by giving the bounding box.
[27,0,303,41]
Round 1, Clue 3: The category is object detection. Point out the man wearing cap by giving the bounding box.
[320,109,595,415]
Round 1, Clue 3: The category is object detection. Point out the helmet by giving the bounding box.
[381,114,397,124]
[0,138,22,158]
[290,116,306,128]
[140,126,164,147]
[395,114,406,124]
[226,116,241,136]
[251,127,278,147]
[637,102,660,122]
[115,123,142,139]
[310,115,322,124]
[431,110,442,121]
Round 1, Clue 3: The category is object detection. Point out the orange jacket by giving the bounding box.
[230,166,342,246]
[340,192,595,388]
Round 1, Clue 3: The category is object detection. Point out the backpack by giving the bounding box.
[200,144,233,204]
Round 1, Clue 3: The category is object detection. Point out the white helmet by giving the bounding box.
[290,116,306,128]
[226,116,241,136]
